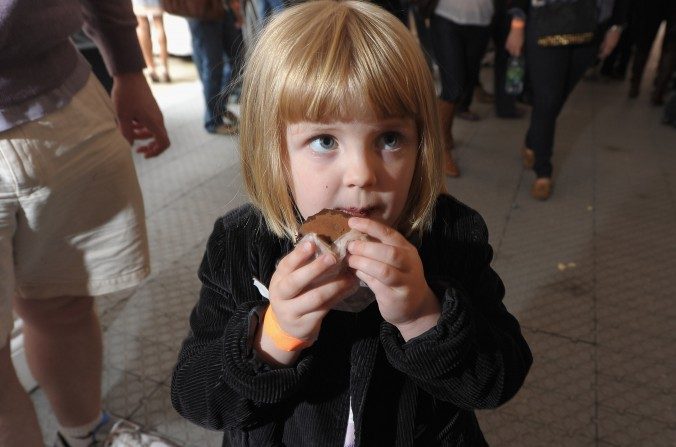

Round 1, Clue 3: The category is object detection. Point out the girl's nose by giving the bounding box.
[344,149,377,188]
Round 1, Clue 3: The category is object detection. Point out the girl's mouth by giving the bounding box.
[338,207,374,217]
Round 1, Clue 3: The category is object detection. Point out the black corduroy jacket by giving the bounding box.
[170,194,532,446]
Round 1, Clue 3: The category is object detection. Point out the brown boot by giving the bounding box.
[531,177,552,200]
[438,99,460,176]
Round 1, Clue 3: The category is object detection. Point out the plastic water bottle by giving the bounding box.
[505,56,525,95]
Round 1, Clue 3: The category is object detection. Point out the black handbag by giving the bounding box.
[530,0,598,47]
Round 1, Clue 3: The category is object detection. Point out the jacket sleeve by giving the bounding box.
[79,0,145,75]
[380,209,532,410]
[170,218,317,431]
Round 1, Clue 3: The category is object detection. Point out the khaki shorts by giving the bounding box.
[0,75,150,348]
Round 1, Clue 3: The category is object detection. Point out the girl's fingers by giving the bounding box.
[348,254,399,287]
[275,241,317,276]
[354,269,389,299]
[347,239,406,270]
[348,217,407,247]
[274,249,338,300]
[287,273,359,316]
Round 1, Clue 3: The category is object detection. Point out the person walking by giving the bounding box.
[511,0,628,200]
[430,0,495,177]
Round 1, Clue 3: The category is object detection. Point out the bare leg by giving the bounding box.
[136,15,157,81]
[0,344,43,447]
[152,14,171,81]
[13,296,102,428]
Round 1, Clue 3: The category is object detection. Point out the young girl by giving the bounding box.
[171,1,532,445]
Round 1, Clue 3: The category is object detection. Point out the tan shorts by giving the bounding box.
[0,75,150,348]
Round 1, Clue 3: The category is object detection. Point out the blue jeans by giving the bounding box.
[258,0,285,20]
[188,15,243,133]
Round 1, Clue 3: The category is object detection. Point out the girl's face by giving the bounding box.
[286,117,418,227]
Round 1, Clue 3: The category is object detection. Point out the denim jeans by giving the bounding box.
[188,14,243,133]
[258,0,285,20]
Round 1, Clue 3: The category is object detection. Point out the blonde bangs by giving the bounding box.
[275,3,422,125]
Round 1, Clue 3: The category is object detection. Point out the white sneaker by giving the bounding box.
[103,420,180,447]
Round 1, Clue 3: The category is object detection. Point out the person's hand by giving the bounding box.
[505,19,525,57]
[347,217,440,341]
[111,72,170,158]
[267,241,359,344]
[598,26,622,59]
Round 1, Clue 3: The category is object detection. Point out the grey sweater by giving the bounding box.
[0,0,144,129]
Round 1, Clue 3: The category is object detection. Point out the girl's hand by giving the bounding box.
[347,217,441,341]
[267,241,358,343]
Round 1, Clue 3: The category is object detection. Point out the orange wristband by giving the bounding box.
[511,18,525,29]
[262,306,311,352]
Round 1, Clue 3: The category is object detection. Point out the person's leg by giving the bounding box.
[524,29,570,181]
[652,5,676,104]
[152,14,171,82]
[221,10,245,100]
[412,6,435,68]
[3,75,152,445]
[0,345,43,447]
[564,43,599,100]
[188,19,226,132]
[259,0,285,20]
[614,0,640,77]
[0,194,42,446]
[431,15,464,175]
[13,296,101,428]
[457,24,491,117]
[135,15,157,81]
[629,4,663,97]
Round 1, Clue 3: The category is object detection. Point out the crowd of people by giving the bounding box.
[0,0,674,446]
[159,0,675,198]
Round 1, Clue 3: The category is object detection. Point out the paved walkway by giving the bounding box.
[31,53,675,446]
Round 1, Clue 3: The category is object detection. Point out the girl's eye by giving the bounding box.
[379,132,401,150]
[309,135,337,152]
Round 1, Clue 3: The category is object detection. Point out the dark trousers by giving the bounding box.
[492,12,518,116]
[601,0,639,78]
[653,4,676,99]
[188,12,244,132]
[431,15,491,109]
[525,29,597,178]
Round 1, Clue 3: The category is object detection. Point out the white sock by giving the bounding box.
[57,411,105,447]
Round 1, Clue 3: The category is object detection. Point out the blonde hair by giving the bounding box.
[239,0,442,240]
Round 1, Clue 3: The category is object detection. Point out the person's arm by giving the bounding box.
[170,215,319,431]
[599,0,630,59]
[380,205,532,410]
[80,0,170,157]
[503,0,528,57]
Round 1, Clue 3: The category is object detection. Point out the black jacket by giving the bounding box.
[171,194,532,446]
